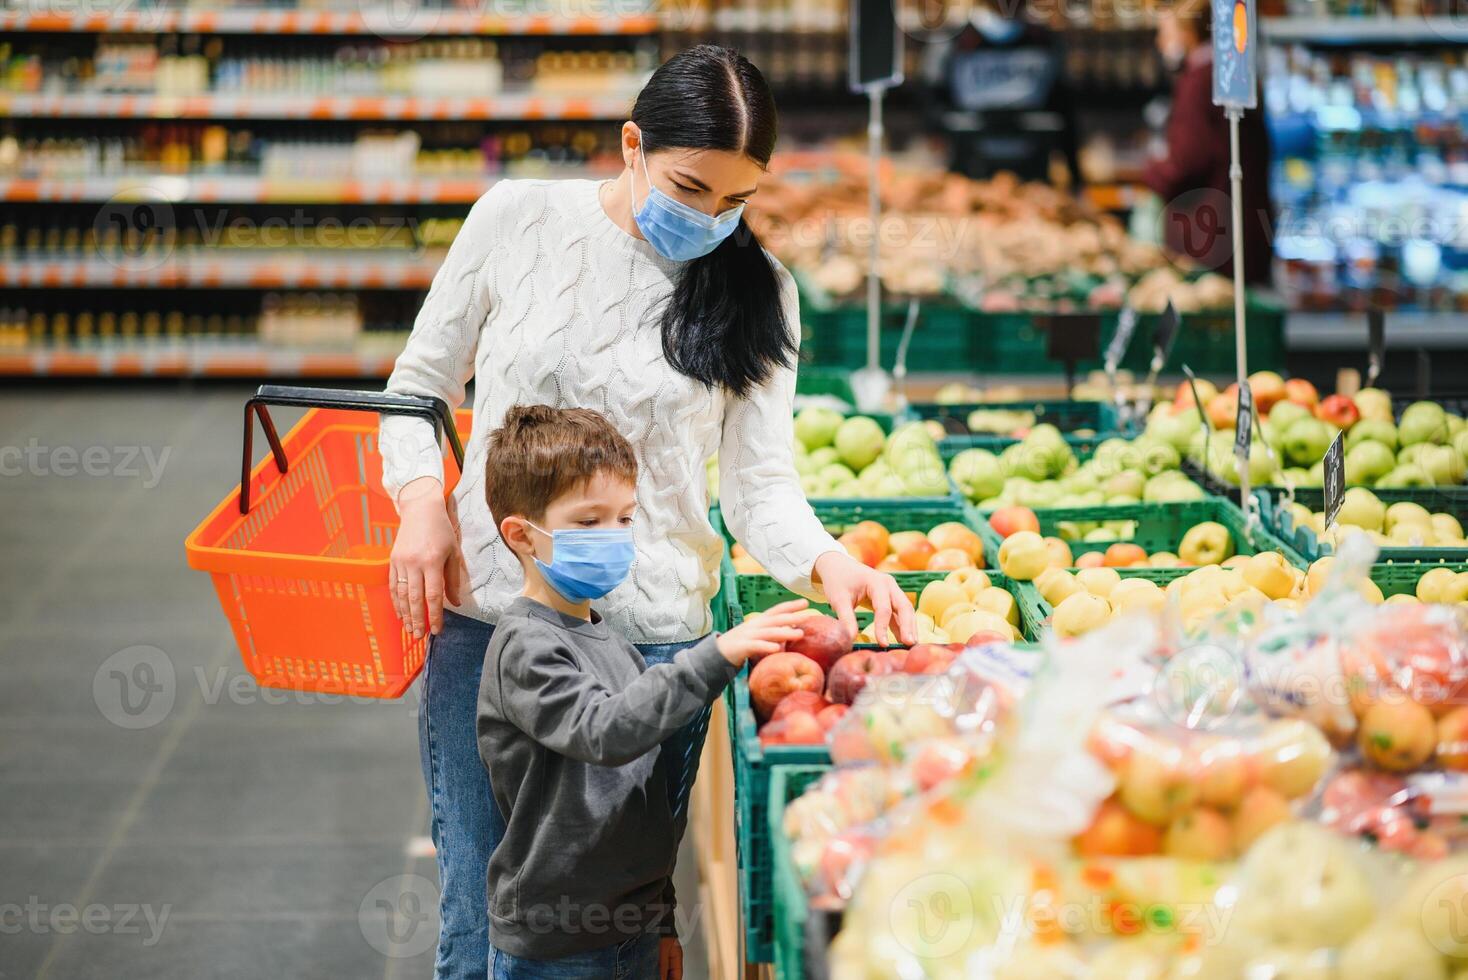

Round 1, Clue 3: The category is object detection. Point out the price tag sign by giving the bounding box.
[1367,308,1385,387]
[1183,363,1210,468]
[1151,301,1182,373]
[1105,307,1139,375]
[1212,0,1258,110]
[1323,431,1346,529]
[1234,380,1253,468]
[1041,313,1102,363]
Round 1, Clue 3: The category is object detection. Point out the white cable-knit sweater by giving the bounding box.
[380,178,840,643]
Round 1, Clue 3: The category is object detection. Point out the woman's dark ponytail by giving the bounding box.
[631,45,795,399]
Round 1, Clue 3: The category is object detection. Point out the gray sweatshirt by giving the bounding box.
[476,596,737,959]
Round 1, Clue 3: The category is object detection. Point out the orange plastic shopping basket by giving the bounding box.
[185,386,469,699]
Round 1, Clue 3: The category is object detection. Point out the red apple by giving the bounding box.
[961,630,1012,649]
[838,531,883,569]
[1315,393,1360,429]
[1248,370,1287,415]
[780,711,825,745]
[1206,391,1238,430]
[770,690,831,721]
[749,652,825,720]
[901,643,959,675]
[817,704,849,730]
[785,614,853,674]
[826,650,894,705]
[911,737,977,791]
[1283,378,1319,408]
[989,506,1041,538]
[1174,378,1218,410]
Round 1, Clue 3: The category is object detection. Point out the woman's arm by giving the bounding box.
[1141,65,1222,201]
[383,185,504,636]
[718,267,917,644]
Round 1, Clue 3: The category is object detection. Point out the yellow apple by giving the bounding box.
[1052,592,1112,638]
[945,567,992,600]
[1179,521,1235,566]
[1148,551,1182,568]
[1220,569,1254,600]
[945,610,1016,644]
[917,580,966,623]
[1035,567,1082,607]
[1242,551,1297,600]
[1305,557,1334,597]
[1043,536,1073,569]
[997,530,1049,581]
[1385,593,1419,605]
[1384,501,1433,532]
[1414,566,1458,603]
[1109,577,1166,615]
[974,586,1020,626]
[1076,566,1123,598]
[1433,513,1464,540]
[938,601,978,630]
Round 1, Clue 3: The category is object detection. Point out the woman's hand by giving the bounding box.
[812,551,917,647]
[389,476,468,637]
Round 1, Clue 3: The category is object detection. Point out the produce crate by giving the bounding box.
[770,764,834,980]
[711,500,1002,617]
[795,366,856,405]
[979,499,1308,572]
[970,302,1286,376]
[1369,561,1468,597]
[907,399,1127,441]
[796,278,978,372]
[1256,487,1468,565]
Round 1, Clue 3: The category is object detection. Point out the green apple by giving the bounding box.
[1345,418,1398,452]
[1179,521,1235,565]
[1337,487,1386,531]
[1210,442,1279,486]
[799,473,822,495]
[794,453,819,477]
[1281,467,1312,487]
[1283,417,1335,466]
[1419,444,1466,485]
[901,466,950,497]
[857,459,891,487]
[1133,438,1181,476]
[1353,387,1393,422]
[1376,464,1433,488]
[1017,482,1063,508]
[1059,471,1098,494]
[1106,493,1141,505]
[1344,441,1396,485]
[1455,430,1468,461]
[1398,443,1427,468]
[999,442,1025,477]
[1146,410,1203,453]
[833,416,886,471]
[1399,401,1449,447]
[1307,461,1325,486]
[948,448,1005,501]
[1103,470,1146,499]
[1450,413,1466,436]
[1147,480,1205,502]
[884,421,937,466]
[1267,400,1312,432]
[1288,501,1314,528]
[818,462,857,487]
[809,446,839,469]
[793,406,843,451]
[1084,527,1118,543]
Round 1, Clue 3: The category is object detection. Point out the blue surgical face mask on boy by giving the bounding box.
[631,145,745,261]
[525,521,636,602]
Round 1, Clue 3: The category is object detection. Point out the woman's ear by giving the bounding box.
[500,516,536,558]
[620,121,641,169]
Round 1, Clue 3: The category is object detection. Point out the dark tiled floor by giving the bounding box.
[0,384,708,980]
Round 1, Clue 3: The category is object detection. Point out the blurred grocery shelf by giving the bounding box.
[1263,15,1468,43]
[1285,311,1468,351]
[0,171,614,203]
[0,8,661,35]
[0,92,636,120]
[0,342,405,377]
[0,254,442,288]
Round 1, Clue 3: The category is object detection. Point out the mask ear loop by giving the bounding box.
[521,518,554,564]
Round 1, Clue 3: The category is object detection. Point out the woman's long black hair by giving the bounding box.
[630,45,795,398]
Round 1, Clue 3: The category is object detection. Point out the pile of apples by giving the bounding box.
[793,408,949,499]
[902,569,1028,645]
[1077,714,1332,861]
[729,518,986,576]
[1148,371,1468,488]
[948,425,1206,510]
[1281,489,1468,551]
[991,506,1243,576]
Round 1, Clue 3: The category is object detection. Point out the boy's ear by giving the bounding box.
[499,516,535,558]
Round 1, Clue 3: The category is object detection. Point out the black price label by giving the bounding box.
[1183,364,1210,466]
[1042,314,1102,363]
[1105,307,1139,373]
[1152,301,1182,370]
[1234,381,1253,466]
[1323,431,1346,529]
[1367,308,1385,386]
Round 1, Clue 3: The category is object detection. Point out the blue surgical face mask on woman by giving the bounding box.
[631,145,745,261]
[525,521,636,602]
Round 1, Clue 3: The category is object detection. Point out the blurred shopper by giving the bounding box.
[380,45,917,980]
[1143,1,1273,284]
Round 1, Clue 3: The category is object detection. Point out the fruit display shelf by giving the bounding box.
[711,500,1002,620]
[0,92,635,121]
[794,277,978,373]
[981,499,1308,574]
[906,398,1129,446]
[0,9,662,35]
[769,764,835,980]
[1257,487,1468,564]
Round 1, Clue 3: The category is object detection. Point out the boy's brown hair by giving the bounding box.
[483,405,638,524]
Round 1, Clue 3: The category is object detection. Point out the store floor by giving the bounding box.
[0,383,709,980]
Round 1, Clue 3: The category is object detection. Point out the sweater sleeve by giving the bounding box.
[379,184,505,505]
[1142,65,1223,202]
[495,629,737,768]
[718,264,843,600]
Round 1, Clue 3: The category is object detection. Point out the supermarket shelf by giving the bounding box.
[0,92,635,121]
[0,344,403,378]
[1286,311,1468,350]
[0,171,616,204]
[0,8,660,35]
[0,255,442,289]
[1263,15,1468,42]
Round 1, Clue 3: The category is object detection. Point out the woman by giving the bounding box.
[380,45,917,980]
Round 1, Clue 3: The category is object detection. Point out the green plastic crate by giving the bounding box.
[979,499,1308,571]
[770,764,833,980]
[794,366,856,405]
[796,276,977,372]
[1256,487,1468,564]
[1369,561,1468,597]
[712,500,1002,618]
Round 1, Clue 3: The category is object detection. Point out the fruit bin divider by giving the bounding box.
[769,764,835,980]
[1255,486,1468,564]
[978,498,1309,573]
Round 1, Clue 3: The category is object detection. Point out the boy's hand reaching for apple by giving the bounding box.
[716,599,810,666]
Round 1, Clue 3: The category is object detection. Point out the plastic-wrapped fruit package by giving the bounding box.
[1313,768,1468,860]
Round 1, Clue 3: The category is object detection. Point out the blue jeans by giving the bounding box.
[420,610,711,980]
[491,932,660,980]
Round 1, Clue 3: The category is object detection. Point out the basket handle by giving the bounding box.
[240,385,466,515]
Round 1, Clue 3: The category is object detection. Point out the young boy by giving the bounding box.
[476,404,809,979]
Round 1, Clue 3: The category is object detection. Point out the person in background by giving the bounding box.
[1143,0,1273,284]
